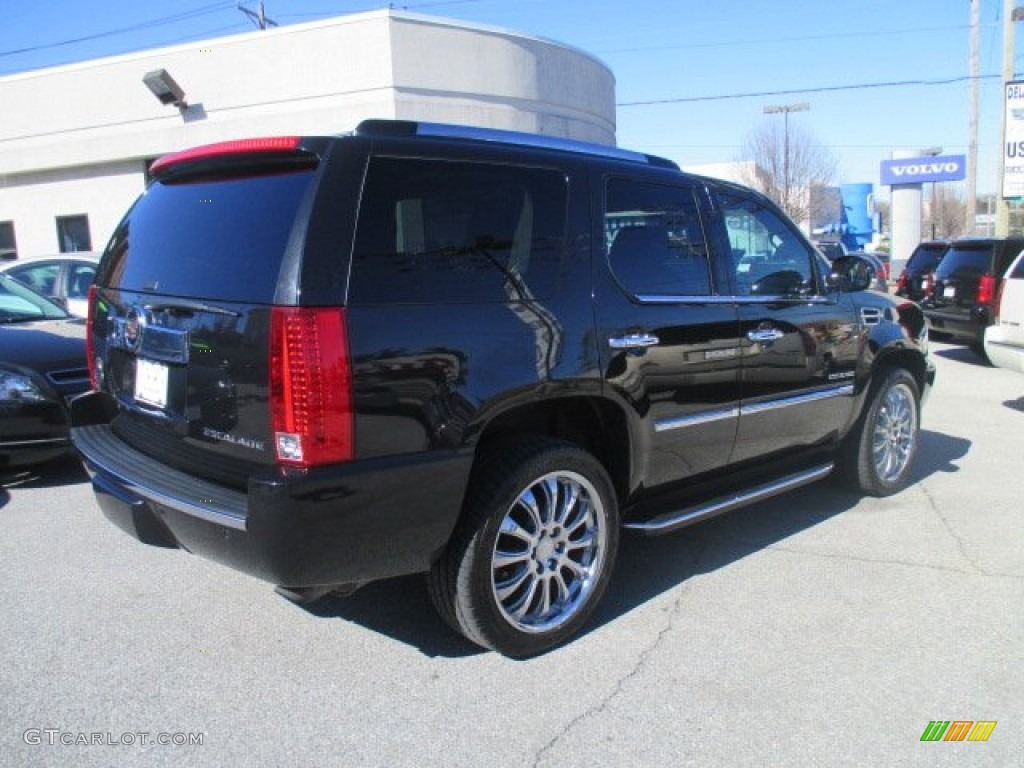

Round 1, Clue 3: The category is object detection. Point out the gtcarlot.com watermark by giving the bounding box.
[24,729,204,747]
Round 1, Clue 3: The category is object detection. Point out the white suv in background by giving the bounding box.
[984,249,1024,373]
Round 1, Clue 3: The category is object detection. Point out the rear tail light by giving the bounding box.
[269,307,353,468]
[924,271,935,298]
[86,285,99,390]
[977,274,996,307]
[896,268,908,293]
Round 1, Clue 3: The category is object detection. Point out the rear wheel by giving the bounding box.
[838,367,920,496]
[428,437,619,657]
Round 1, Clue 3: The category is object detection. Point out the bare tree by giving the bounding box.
[926,185,966,240]
[738,120,838,227]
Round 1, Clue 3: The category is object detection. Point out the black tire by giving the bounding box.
[837,367,921,496]
[969,341,993,366]
[428,436,619,657]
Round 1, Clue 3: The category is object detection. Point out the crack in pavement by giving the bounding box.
[918,481,990,576]
[529,538,704,768]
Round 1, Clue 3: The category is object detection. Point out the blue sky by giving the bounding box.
[0,1,1014,194]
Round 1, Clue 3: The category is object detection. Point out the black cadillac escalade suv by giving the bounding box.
[71,120,935,656]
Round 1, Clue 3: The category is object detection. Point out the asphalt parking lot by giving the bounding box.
[1,340,1021,767]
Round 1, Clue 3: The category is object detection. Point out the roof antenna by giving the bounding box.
[238,2,278,30]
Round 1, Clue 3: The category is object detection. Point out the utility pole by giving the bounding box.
[997,1,1024,236]
[967,0,980,235]
[763,102,810,213]
[238,2,277,30]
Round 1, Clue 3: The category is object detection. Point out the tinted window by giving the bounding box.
[100,170,316,303]
[906,243,947,273]
[349,158,568,305]
[605,179,711,296]
[935,244,992,280]
[719,191,814,296]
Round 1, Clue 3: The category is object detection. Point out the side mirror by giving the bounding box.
[828,254,875,293]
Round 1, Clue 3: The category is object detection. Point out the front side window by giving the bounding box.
[56,215,92,253]
[720,191,815,297]
[350,158,568,304]
[604,178,711,297]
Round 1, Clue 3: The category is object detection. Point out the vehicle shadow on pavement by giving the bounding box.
[590,428,971,638]
[1004,396,1024,413]
[294,428,971,659]
[0,454,88,495]
[933,346,990,368]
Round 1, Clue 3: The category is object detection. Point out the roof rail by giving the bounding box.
[355,119,678,169]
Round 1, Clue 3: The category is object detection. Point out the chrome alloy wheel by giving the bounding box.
[490,471,608,634]
[872,382,917,483]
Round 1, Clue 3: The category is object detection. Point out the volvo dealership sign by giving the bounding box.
[880,155,966,186]
[1004,81,1024,199]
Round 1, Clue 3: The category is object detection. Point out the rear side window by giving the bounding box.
[349,158,568,304]
[605,178,711,297]
[935,244,992,280]
[100,170,317,303]
[906,244,946,272]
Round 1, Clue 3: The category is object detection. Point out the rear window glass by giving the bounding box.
[99,170,316,303]
[935,244,991,279]
[349,157,568,304]
[906,244,946,272]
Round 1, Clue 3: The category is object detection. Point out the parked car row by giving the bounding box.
[0,274,90,469]
[894,236,1024,371]
[0,252,99,318]
[984,248,1024,373]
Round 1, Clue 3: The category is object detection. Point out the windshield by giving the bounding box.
[0,273,69,323]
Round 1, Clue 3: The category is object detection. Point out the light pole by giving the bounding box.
[763,102,810,210]
[922,146,942,239]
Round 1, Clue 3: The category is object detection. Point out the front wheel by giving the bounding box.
[837,367,921,496]
[428,437,619,657]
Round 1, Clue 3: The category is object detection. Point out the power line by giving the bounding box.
[0,2,235,58]
[596,23,993,56]
[617,74,1004,107]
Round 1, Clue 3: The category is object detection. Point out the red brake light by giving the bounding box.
[977,274,996,306]
[269,307,353,468]
[149,137,302,176]
[896,268,908,292]
[86,284,98,390]
[924,272,935,298]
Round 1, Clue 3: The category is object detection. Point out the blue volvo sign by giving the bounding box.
[880,155,966,185]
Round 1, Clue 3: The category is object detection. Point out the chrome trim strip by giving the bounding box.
[624,463,834,534]
[634,294,834,306]
[654,407,739,432]
[655,385,854,433]
[2,437,68,448]
[740,385,854,416]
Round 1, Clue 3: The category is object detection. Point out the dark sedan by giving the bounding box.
[1,274,90,468]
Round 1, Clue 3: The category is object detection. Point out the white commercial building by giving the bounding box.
[0,10,616,259]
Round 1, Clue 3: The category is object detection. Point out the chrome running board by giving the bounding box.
[623,462,835,535]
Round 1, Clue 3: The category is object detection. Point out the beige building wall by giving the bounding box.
[0,11,615,257]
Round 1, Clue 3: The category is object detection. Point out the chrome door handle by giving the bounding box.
[609,333,660,349]
[746,328,785,342]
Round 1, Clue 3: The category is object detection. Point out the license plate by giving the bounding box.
[943,285,956,298]
[135,358,169,408]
